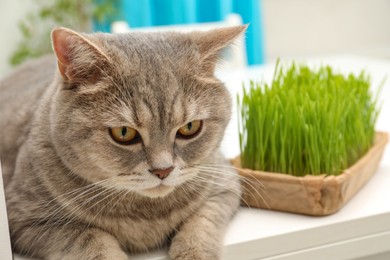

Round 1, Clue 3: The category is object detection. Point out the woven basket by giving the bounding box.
[232,132,388,216]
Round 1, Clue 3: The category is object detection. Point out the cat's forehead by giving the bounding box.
[101,33,203,102]
[92,32,229,127]
[102,32,198,75]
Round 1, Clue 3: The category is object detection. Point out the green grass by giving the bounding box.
[237,61,381,176]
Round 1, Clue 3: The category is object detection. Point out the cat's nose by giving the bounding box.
[149,167,174,180]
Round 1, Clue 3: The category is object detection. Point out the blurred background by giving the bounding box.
[0,0,390,77]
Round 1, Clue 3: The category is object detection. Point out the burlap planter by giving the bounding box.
[232,132,388,216]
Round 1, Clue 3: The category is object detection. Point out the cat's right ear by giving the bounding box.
[51,27,110,87]
[190,25,247,76]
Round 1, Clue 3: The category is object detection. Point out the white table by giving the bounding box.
[0,162,12,260]
[8,56,390,259]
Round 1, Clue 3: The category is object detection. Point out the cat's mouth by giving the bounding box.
[138,184,174,198]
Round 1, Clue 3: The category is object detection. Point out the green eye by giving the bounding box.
[109,126,140,144]
[177,120,202,139]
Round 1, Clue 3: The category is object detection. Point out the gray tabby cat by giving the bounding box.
[0,25,245,259]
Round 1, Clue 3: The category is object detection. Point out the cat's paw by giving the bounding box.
[51,249,128,260]
[98,250,129,260]
[47,228,129,260]
[168,237,220,260]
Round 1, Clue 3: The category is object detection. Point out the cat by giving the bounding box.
[0,25,246,259]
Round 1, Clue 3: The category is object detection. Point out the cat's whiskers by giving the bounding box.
[192,174,252,209]
[103,188,131,219]
[75,186,130,243]
[194,163,269,190]
[22,177,131,256]
[177,166,239,195]
[164,167,198,187]
[25,182,118,255]
[197,166,272,208]
[200,167,270,206]
[177,181,198,201]
[27,176,119,221]
[27,180,134,256]
[194,167,270,209]
[191,175,241,198]
[175,182,209,217]
[49,178,129,225]
[14,175,119,250]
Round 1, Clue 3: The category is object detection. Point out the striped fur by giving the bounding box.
[0,26,246,259]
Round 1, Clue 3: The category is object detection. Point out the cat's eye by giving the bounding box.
[109,126,140,145]
[177,120,202,139]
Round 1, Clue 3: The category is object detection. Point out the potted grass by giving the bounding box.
[233,62,388,216]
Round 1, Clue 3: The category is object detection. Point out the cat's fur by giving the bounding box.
[0,26,245,259]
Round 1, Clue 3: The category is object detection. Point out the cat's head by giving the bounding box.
[49,26,246,198]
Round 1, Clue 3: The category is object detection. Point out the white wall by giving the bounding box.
[0,0,37,77]
[262,0,390,60]
[1,0,390,78]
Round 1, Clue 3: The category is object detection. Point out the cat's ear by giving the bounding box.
[191,25,247,75]
[51,27,110,86]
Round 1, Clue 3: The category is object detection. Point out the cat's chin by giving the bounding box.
[137,184,175,198]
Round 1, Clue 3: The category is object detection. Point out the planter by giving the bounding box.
[232,132,388,216]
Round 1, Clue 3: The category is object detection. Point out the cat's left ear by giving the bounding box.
[51,27,110,87]
[191,25,248,75]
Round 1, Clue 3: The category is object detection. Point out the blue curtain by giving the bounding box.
[94,0,265,65]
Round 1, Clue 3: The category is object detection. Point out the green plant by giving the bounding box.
[10,0,119,66]
[238,61,382,176]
